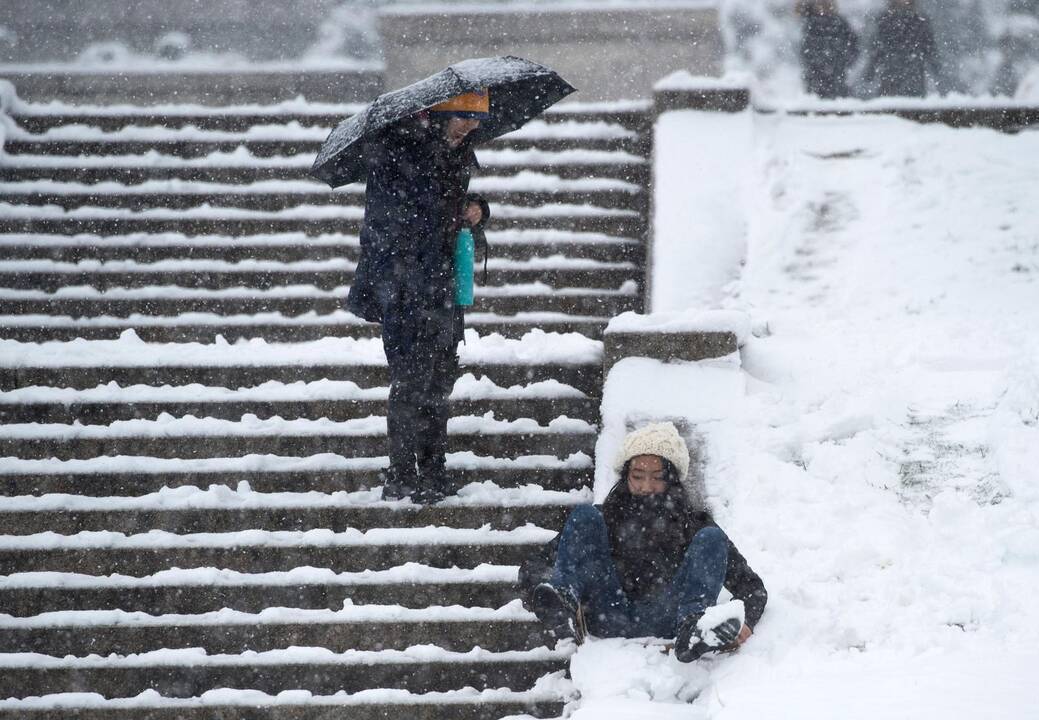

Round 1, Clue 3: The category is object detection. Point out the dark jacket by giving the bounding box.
[864,8,941,97]
[520,483,768,630]
[347,116,481,350]
[801,11,859,98]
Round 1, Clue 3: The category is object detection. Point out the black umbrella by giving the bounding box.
[310,56,576,188]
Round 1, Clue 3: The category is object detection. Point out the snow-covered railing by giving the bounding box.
[601,310,747,373]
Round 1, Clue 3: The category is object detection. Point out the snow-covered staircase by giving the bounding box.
[0,83,651,717]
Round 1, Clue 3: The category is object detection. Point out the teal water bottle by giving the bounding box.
[454,227,475,306]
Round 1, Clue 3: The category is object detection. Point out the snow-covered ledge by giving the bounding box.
[602,309,749,373]
[653,70,750,114]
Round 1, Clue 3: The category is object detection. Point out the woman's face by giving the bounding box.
[626,454,667,496]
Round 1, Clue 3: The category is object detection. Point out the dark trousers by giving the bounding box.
[382,310,460,485]
[551,505,728,638]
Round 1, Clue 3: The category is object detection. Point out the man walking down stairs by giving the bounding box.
[0,75,651,718]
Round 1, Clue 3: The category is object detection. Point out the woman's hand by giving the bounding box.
[463,201,483,227]
[736,624,753,646]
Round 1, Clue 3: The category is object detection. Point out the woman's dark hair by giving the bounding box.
[602,456,712,534]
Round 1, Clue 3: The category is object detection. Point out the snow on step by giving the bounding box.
[0,524,556,551]
[0,375,586,406]
[0,201,635,220]
[0,413,595,440]
[0,172,641,195]
[0,681,569,712]
[0,599,535,629]
[3,118,634,143]
[0,451,592,477]
[0,228,636,249]
[0,278,631,297]
[0,563,521,591]
[0,146,644,169]
[0,481,592,513]
[0,643,570,669]
[2,94,365,118]
[0,329,603,367]
[0,310,607,329]
[0,257,356,273]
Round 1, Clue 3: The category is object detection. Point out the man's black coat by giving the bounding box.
[801,11,859,98]
[865,8,941,97]
[347,116,478,353]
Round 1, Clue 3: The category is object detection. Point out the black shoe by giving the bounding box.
[674,613,742,663]
[531,582,583,642]
[381,472,418,501]
[411,482,450,505]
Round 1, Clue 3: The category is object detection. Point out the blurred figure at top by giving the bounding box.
[863,0,943,97]
[798,0,859,99]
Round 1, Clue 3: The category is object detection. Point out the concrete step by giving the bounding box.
[0,500,574,535]
[0,609,548,655]
[0,569,527,616]
[0,531,551,575]
[1,362,603,397]
[0,698,566,720]
[0,425,595,461]
[0,264,634,291]
[0,160,649,185]
[0,393,597,425]
[10,106,649,133]
[0,650,567,701]
[0,213,644,238]
[0,232,641,264]
[0,314,611,343]
[0,188,644,213]
[0,292,637,320]
[0,460,593,497]
[2,135,646,158]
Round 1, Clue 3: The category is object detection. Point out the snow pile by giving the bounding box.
[581,109,1039,717]
[567,638,711,719]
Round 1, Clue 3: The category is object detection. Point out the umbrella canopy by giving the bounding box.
[310,56,576,188]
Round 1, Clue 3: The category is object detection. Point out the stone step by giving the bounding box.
[0,264,634,291]
[0,69,385,106]
[0,461,593,497]
[0,392,597,425]
[11,107,649,133]
[0,188,644,213]
[1,362,603,397]
[0,160,649,185]
[0,531,551,575]
[0,698,566,720]
[2,136,646,157]
[0,233,641,264]
[0,569,527,616]
[0,213,644,238]
[0,293,637,320]
[0,425,595,461]
[0,610,548,655]
[0,500,574,535]
[0,650,567,701]
[0,315,611,343]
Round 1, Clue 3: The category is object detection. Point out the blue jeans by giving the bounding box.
[551,504,728,638]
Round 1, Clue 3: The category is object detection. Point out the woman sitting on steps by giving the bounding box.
[521,422,767,662]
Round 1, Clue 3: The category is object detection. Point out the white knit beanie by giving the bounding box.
[613,421,690,482]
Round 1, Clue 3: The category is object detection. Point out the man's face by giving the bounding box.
[445,116,481,148]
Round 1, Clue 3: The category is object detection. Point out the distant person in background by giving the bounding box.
[863,0,943,97]
[798,0,859,99]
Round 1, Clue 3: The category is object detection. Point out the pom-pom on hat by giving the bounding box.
[430,89,490,119]
[613,421,690,482]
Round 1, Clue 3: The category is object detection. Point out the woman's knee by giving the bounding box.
[690,526,728,561]
[565,504,606,534]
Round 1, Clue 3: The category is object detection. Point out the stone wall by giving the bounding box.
[0,0,342,63]
[378,3,724,101]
